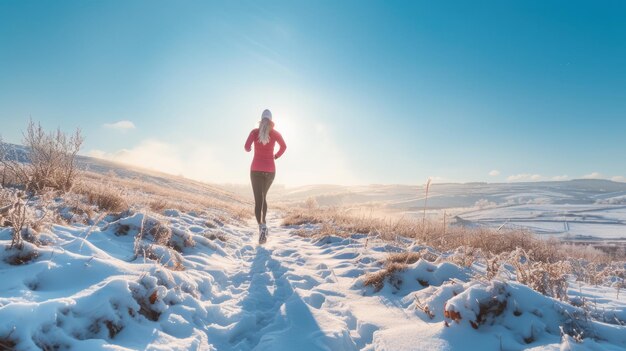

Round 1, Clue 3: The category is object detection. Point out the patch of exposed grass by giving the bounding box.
[386,252,422,265]
[363,262,408,292]
[4,245,39,265]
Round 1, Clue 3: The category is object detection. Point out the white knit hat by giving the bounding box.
[261,109,272,121]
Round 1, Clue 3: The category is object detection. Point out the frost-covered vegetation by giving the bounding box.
[284,205,626,349]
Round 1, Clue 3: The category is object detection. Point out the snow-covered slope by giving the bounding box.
[2,209,625,350]
[1,143,245,206]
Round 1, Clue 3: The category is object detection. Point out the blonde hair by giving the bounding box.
[258,118,273,145]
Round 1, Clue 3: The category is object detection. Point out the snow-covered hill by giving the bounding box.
[277,181,626,242]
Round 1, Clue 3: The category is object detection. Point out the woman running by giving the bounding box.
[244,109,287,244]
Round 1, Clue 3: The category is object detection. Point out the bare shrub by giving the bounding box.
[0,164,20,188]
[0,190,26,248]
[0,120,83,193]
[133,218,185,271]
[0,189,48,249]
[378,252,442,289]
[304,197,318,210]
[485,254,502,281]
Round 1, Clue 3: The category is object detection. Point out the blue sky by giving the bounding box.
[1,0,625,185]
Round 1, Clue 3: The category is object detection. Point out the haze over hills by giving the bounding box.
[5,143,626,242]
[10,142,626,205]
[274,179,626,207]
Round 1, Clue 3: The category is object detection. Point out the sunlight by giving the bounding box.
[265,104,300,152]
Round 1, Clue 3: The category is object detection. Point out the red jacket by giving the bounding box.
[245,128,286,172]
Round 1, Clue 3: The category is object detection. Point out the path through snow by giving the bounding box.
[215,216,433,350]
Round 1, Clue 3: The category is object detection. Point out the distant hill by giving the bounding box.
[0,143,248,205]
[4,142,625,209]
[276,179,626,209]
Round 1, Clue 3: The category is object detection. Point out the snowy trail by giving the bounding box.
[216,216,431,351]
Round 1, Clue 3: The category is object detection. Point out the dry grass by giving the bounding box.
[282,208,397,238]
[362,253,427,292]
[142,245,185,271]
[512,249,570,300]
[78,171,250,221]
[127,214,194,272]
[73,182,128,213]
[362,262,408,292]
[282,207,615,264]
[284,206,623,300]
[149,199,170,213]
[363,251,439,292]
[386,252,422,265]
[145,219,173,247]
[282,211,325,226]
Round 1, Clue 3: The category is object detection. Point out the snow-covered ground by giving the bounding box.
[2,207,625,350]
[277,180,626,242]
[454,204,626,241]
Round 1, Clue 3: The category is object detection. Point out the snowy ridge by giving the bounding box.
[1,209,626,350]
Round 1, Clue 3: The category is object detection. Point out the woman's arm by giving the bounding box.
[244,130,255,152]
[274,131,287,159]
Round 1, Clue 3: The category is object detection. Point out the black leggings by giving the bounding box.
[250,171,275,224]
